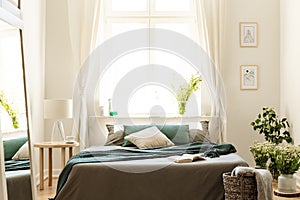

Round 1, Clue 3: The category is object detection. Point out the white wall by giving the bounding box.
[23,0,45,195]
[280,0,300,182]
[45,0,76,138]
[45,0,77,176]
[45,0,77,99]
[280,0,300,144]
[223,0,280,166]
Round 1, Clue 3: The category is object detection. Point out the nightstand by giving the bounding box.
[34,141,79,190]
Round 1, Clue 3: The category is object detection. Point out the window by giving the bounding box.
[0,20,26,134]
[99,0,200,116]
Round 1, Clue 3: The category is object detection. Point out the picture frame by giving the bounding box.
[240,65,258,90]
[240,22,258,47]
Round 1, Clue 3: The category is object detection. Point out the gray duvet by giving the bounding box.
[6,170,32,200]
[54,146,247,200]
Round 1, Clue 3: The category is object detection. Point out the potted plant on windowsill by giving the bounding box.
[176,73,202,115]
[0,91,19,128]
[250,107,292,179]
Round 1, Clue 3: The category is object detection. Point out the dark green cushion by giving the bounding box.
[123,124,190,147]
[3,137,27,161]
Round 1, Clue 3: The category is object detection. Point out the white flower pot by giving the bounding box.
[278,174,296,193]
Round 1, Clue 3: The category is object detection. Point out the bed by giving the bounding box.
[3,137,32,200]
[6,169,32,200]
[51,128,247,200]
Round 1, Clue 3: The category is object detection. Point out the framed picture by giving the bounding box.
[240,65,258,90]
[240,22,258,47]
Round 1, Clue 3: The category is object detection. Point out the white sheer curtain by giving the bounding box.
[67,0,103,148]
[195,0,226,142]
[67,0,103,70]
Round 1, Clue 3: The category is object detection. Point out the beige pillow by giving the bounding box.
[105,124,124,146]
[189,121,211,143]
[12,141,30,160]
[124,126,174,149]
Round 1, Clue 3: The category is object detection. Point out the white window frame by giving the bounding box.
[150,0,195,17]
[104,18,148,40]
[105,0,195,17]
[104,0,197,41]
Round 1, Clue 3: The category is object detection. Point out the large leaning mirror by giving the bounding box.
[0,1,35,200]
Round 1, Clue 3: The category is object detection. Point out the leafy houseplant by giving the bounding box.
[176,73,202,115]
[250,107,292,144]
[249,141,274,169]
[274,143,300,192]
[250,107,292,179]
[0,91,19,128]
[274,143,300,175]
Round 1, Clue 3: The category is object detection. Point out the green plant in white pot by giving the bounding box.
[250,107,292,179]
[274,143,300,192]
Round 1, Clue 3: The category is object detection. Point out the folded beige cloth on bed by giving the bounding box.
[231,166,273,200]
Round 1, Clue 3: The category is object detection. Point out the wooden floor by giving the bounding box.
[37,178,300,200]
[36,178,57,200]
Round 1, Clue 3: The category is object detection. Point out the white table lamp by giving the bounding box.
[44,99,73,142]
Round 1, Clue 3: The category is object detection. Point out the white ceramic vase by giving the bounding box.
[278,174,296,193]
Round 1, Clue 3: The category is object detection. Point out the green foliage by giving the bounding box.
[250,141,300,177]
[249,141,273,168]
[176,73,202,115]
[274,143,300,175]
[0,91,19,129]
[250,107,292,144]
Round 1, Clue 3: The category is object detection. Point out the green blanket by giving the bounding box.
[5,159,30,171]
[52,142,236,200]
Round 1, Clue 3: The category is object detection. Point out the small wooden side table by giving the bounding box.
[33,141,79,190]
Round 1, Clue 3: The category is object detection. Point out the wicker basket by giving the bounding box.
[223,172,257,200]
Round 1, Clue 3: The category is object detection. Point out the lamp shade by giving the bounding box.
[44,99,73,119]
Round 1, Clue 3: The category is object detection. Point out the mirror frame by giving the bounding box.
[20,28,36,200]
[0,0,23,29]
[0,1,36,199]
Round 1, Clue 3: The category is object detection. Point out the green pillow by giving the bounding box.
[3,137,27,161]
[123,124,189,146]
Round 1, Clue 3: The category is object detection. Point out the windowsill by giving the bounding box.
[95,115,211,118]
[2,129,27,139]
[90,115,212,123]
